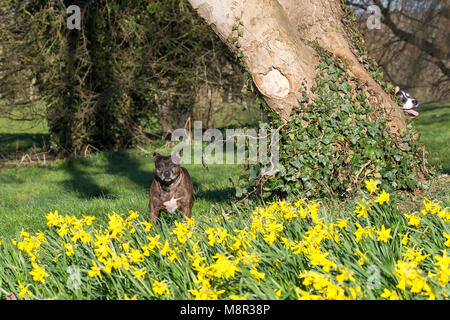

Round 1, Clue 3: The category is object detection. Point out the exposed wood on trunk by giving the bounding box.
[189,0,317,123]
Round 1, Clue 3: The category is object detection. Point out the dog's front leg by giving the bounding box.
[149,200,160,224]
[181,205,192,221]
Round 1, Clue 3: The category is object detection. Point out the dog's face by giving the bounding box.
[154,152,181,183]
[396,89,419,117]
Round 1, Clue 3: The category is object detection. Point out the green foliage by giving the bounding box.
[243,45,430,201]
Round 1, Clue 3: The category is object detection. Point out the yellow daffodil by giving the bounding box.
[374,189,390,205]
[354,198,372,218]
[188,286,225,300]
[296,288,323,300]
[159,240,170,256]
[152,279,170,296]
[141,221,152,232]
[30,263,49,283]
[354,222,373,243]
[128,248,144,264]
[364,179,379,194]
[88,259,102,280]
[63,242,75,256]
[18,280,32,298]
[398,233,410,246]
[19,228,30,239]
[210,254,241,279]
[336,218,348,230]
[375,225,393,242]
[249,268,265,281]
[443,232,450,247]
[132,267,146,280]
[127,210,139,221]
[354,248,370,265]
[432,251,450,286]
[57,224,69,237]
[404,214,421,228]
[82,215,95,226]
[336,267,355,283]
[402,247,430,263]
[380,288,399,300]
[3,193,449,301]
[275,289,282,298]
[45,210,61,227]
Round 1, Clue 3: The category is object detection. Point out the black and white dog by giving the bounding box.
[395,87,419,118]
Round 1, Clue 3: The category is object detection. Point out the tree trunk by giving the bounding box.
[187,0,406,133]
[156,92,175,140]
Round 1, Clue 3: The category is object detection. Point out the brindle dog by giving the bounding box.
[149,152,194,223]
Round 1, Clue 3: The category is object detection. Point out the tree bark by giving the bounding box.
[187,0,406,133]
[156,92,175,140]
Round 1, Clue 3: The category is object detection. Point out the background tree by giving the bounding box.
[346,0,449,100]
[0,0,248,154]
[0,1,45,124]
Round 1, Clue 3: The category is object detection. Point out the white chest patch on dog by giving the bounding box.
[163,197,181,214]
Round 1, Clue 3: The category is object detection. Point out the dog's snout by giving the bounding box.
[412,99,418,105]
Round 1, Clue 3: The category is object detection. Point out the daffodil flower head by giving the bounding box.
[364,178,380,195]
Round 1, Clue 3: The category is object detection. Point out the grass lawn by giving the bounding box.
[414,101,450,174]
[0,150,243,238]
[0,101,448,238]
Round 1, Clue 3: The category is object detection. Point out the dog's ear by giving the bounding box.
[153,152,162,163]
[394,86,400,94]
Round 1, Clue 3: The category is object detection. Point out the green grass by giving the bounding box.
[414,101,450,174]
[0,150,242,238]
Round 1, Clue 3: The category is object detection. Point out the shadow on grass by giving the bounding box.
[417,102,450,113]
[103,151,155,191]
[62,158,114,199]
[194,186,235,203]
[0,133,49,154]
